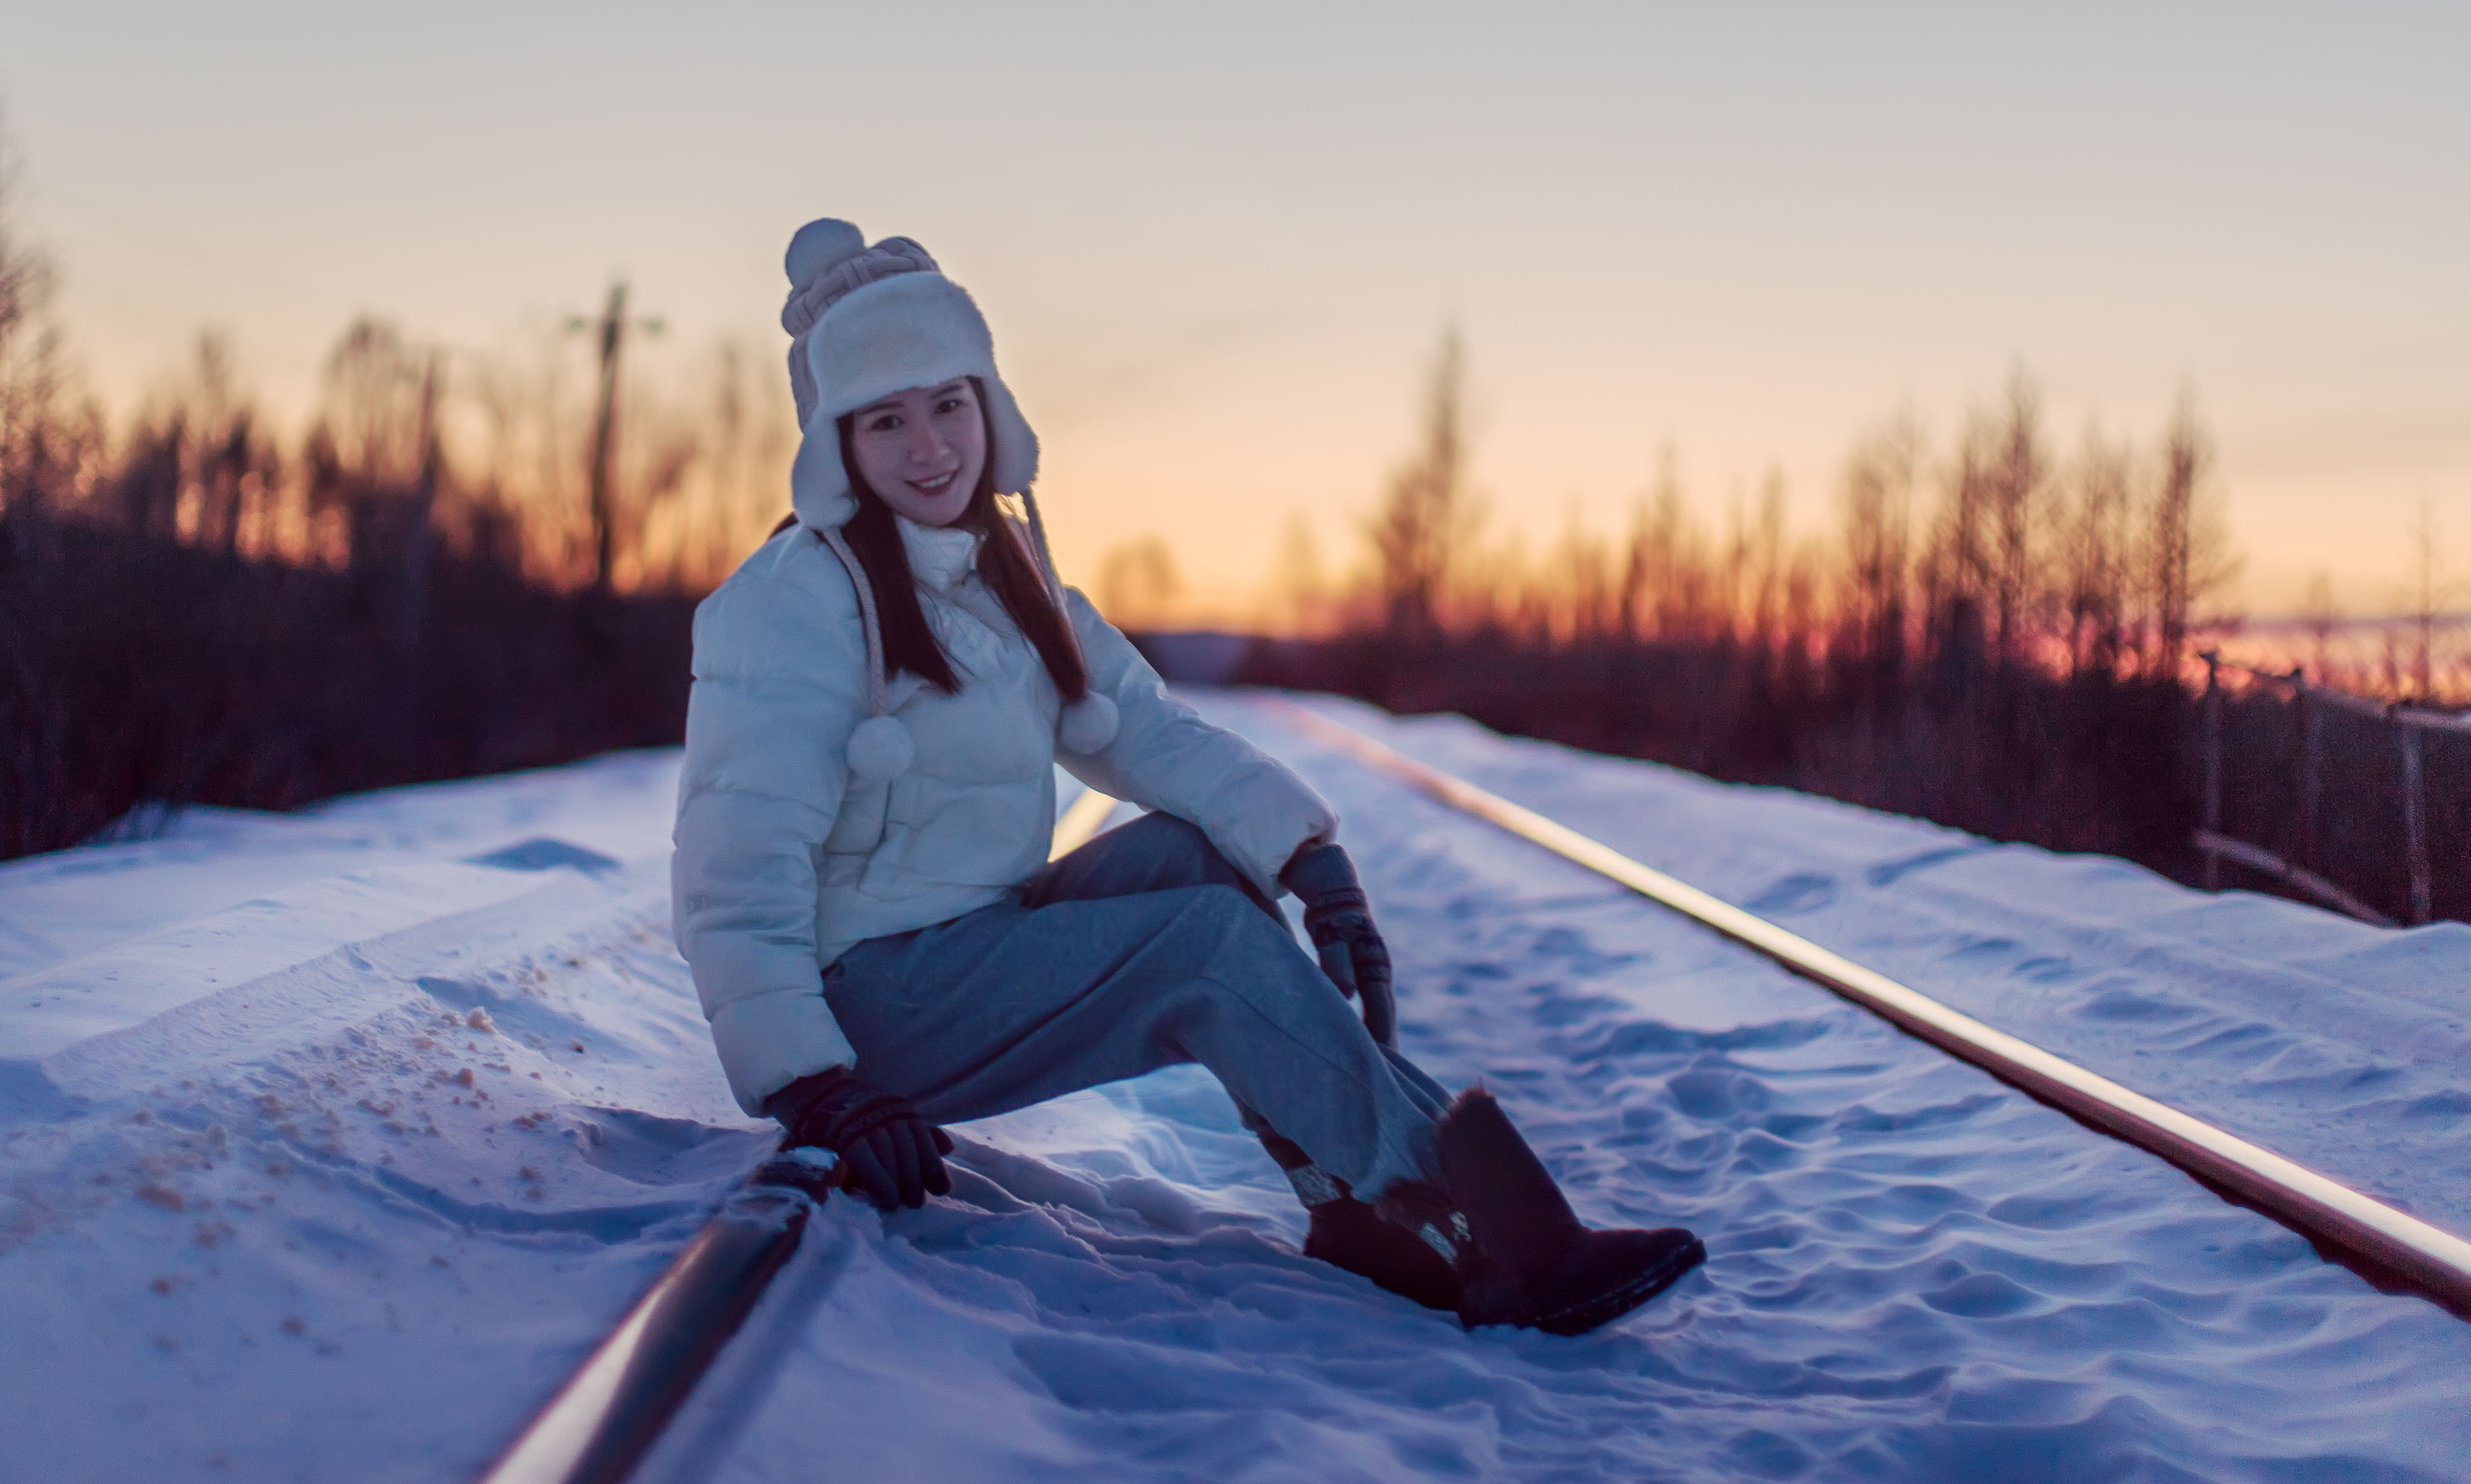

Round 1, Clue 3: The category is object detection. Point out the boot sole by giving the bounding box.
[1534,1234,1706,1336]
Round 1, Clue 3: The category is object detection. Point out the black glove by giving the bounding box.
[1280,842,1396,1047]
[765,1067,954,1210]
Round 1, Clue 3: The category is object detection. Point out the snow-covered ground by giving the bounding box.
[4,692,2468,1482]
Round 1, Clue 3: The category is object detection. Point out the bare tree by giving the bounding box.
[1544,502,1616,642]
[464,331,586,582]
[0,122,96,524]
[305,318,440,647]
[1613,493,1652,640]
[1097,536,1183,630]
[1986,370,2048,664]
[2402,498,2450,700]
[1370,328,1479,635]
[1273,515,1330,635]
[1778,534,1828,687]
[2062,420,2132,673]
[0,130,31,360]
[1839,410,1919,669]
[109,414,185,537]
[1923,411,1996,677]
[309,319,430,502]
[0,323,97,523]
[0,130,43,502]
[2301,569,2338,683]
[1619,447,1690,640]
[609,401,696,592]
[612,336,808,593]
[2148,389,2240,677]
[1735,471,1785,649]
[1625,453,1727,644]
[1700,486,1754,646]
[154,331,281,558]
[681,339,759,587]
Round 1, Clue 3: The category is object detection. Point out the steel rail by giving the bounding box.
[474,1173,830,1484]
[474,792,1138,1483]
[1267,698,2471,1317]
[1052,784,1124,857]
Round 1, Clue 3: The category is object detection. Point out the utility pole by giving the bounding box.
[570,281,662,595]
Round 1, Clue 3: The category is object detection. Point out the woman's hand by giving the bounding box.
[766,1067,955,1210]
[1280,843,1397,1047]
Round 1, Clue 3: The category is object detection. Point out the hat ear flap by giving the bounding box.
[978,375,1040,496]
[790,405,858,531]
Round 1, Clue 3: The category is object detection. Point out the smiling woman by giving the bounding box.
[667,216,1707,1341]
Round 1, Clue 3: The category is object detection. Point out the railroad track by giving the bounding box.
[477,703,2471,1483]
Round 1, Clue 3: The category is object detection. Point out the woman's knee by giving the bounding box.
[1119,813,1224,881]
[1121,815,1280,915]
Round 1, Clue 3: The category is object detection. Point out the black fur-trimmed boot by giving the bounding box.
[1259,1130,1460,1311]
[1380,1088,1704,1336]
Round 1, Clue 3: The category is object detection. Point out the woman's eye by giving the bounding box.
[936,398,964,414]
[866,414,901,433]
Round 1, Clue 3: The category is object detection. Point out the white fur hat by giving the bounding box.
[780,219,1038,533]
[776,219,1115,782]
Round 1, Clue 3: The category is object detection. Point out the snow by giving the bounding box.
[4,695,2469,1481]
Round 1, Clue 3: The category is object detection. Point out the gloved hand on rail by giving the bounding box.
[765,1067,954,1210]
[1281,841,1397,1047]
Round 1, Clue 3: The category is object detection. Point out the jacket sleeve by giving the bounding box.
[672,555,867,1115]
[1057,588,1337,898]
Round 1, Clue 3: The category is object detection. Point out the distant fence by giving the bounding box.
[2197,652,2469,927]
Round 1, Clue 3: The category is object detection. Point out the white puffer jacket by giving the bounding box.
[673,515,1339,1114]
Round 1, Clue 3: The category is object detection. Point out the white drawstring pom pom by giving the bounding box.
[846,714,915,781]
[1058,693,1119,755]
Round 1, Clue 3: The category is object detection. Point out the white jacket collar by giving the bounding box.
[897,516,983,592]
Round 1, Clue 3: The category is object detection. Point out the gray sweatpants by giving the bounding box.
[823,812,1448,1200]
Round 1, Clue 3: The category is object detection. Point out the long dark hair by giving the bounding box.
[809,379,1089,701]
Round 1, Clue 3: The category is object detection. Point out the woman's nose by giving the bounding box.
[905,420,950,466]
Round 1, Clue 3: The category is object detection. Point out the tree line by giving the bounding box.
[1342,330,2240,686]
[1231,333,2460,922]
[2,314,789,611]
[0,133,779,858]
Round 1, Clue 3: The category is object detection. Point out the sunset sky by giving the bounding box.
[3,1,2463,619]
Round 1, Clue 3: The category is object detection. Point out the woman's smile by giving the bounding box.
[849,379,989,527]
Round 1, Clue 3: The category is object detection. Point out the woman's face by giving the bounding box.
[848,379,986,528]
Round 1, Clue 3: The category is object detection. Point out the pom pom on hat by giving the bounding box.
[785,218,867,289]
[847,714,916,781]
[1058,693,1119,755]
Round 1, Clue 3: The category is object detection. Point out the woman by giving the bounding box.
[671,219,1703,1335]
